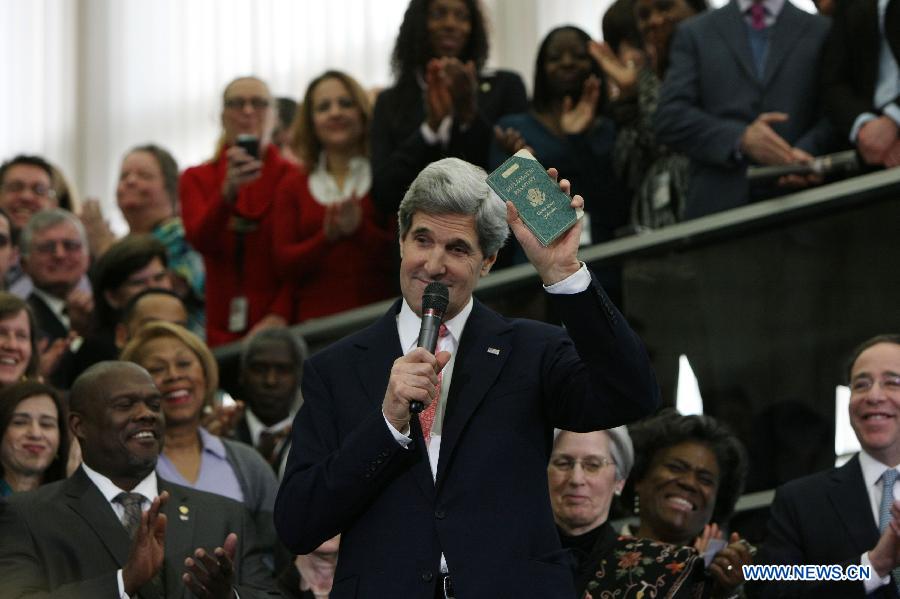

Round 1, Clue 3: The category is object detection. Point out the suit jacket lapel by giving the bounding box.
[762,3,809,87]
[435,301,511,489]
[64,468,132,569]
[827,455,881,554]
[715,2,760,84]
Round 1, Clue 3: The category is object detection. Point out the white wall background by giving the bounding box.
[0,0,814,230]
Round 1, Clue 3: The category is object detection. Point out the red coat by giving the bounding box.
[273,168,395,323]
[180,145,296,346]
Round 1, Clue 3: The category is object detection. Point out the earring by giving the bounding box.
[633,494,640,516]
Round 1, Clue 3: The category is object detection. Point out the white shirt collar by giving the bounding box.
[81,462,159,504]
[31,287,68,325]
[307,152,371,206]
[397,296,473,354]
[859,449,900,489]
[244,404,298,446]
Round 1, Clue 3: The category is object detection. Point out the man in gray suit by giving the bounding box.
[0,361,276,598]
[655,0,833,219]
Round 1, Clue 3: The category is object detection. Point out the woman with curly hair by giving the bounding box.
[370,0,527,218]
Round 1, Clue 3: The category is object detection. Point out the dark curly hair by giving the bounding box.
[0,380,69,487]
[532,26,607,115]
[630,408,748,526]
[390,0,490,84]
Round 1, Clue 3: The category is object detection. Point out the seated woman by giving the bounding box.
[180,76,296,346]
[490,26,625,271]
[626,409,754,598]
[0,380,69,496]
[274,71,394,323]
[550,426,705,598]
[371,0,527,217]
[120,321,279,565]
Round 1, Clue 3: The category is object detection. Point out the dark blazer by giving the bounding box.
[822,0,899,142]
[370,69,527,216]
[26,292,68,343]
[0,468,277,599]
[274,274,660,599]
[655,1,832,218]
[753,454,897,598]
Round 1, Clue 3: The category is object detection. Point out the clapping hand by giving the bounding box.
[443,58,478,125]
[424,59,453,132]
[183,532,239,599]
[708,532,754,598]
[560,76,601,135]
[122,492,169,595]
[588,41,638,99]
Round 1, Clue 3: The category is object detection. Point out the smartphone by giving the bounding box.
[235,134,260,159]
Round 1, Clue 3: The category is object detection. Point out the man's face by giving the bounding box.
[849,342,900,465]
[399,212,496,320]
[71,366,164,483]
[548,431,623,535]
[115,293,188,349]
[0,165,57,229]
[22,221,89,297]
[104,257,172,310]
[239,339,299,425]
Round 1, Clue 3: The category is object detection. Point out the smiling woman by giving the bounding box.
[0,294,40,388]
[273,70,395,323]
[0,380,68,496]
[120,321,279,568]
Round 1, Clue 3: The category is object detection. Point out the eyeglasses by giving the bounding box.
[851,375,900,393]
[224,96,270,110]
[32,239,83,255]
[549,456,615,475]
[1,181,56,198]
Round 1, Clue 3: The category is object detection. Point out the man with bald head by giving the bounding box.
[0,361,276,598]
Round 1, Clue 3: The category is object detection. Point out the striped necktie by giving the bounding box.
[878,468,900,592]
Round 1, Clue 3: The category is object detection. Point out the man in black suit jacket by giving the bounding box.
[232,327,306,477]
[755,335,900,598]
[0,361,276,598]
[822,0,900,167]
[21,208,93,343]
[274,158,660,598]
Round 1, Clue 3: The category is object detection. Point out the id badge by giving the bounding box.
[228,296,249,332]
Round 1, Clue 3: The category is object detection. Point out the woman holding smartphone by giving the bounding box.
[181,76,297,346]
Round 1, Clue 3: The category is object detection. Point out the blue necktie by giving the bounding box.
[878,468,900,592]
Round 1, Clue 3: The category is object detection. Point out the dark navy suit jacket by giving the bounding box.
[274,273,659,599]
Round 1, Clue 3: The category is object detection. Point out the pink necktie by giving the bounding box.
[419,324,449,445]
[750,2,766,30]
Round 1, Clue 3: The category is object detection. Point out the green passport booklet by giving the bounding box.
[486,149,582,247]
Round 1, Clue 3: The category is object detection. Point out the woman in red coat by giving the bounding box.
[274,71,394,323]
[181,76,297,346]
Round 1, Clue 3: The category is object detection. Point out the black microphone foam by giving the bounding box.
[410,282,449,414]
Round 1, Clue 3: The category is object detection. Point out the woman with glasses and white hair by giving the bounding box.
[180,76,298,347]
[550,425,714,598]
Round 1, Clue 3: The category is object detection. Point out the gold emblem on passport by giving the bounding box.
[527,188,546,208]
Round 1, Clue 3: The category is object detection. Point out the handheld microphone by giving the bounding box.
[410,282,449,414]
